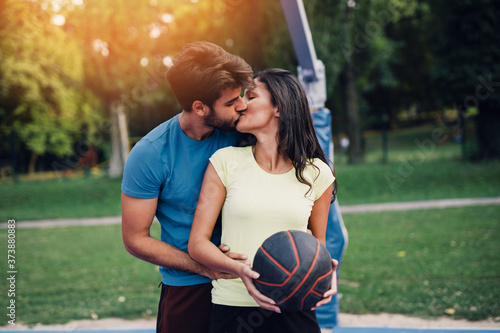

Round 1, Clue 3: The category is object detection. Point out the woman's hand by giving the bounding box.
[237,263,282,313]
[311,259,338,311]
[219,244,249,262]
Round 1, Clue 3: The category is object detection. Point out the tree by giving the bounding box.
[0,0,100,174]
[64,0,160,176]
[305,0,401,163]
[428,0,500,159]
[65,0,259,176]
[383,0,436,121]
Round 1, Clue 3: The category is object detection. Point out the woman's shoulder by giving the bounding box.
[213,145,250,156]
[307,158,335,181]
[211,145,251,161]
[309,157,331,171]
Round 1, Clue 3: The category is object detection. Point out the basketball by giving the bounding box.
[252,230,334,311]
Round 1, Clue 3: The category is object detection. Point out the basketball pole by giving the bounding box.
[280,0,349,328]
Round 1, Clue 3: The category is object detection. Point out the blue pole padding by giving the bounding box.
[311,108,348,328]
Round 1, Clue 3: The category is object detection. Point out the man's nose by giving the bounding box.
[235,96,247,112]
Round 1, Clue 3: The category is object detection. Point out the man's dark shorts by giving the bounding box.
[157,282,212,333]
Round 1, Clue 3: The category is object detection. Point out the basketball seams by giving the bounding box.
[254,247,295,287]
[254,231,300,287]
[253,230,333,311]
[259,246,292,275]
[276,237,321,307]
[300,265,333,309]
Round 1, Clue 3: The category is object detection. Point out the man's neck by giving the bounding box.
[178,110,215,141]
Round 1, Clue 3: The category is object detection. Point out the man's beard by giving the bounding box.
[204,107,238,132]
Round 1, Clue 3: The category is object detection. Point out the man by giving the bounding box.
[121,41,253,333]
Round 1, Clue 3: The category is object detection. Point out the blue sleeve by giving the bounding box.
[121,139,165,199]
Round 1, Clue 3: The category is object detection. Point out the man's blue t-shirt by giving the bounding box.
[121,114,241,286]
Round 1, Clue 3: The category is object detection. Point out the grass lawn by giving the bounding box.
[338,205,500,321]
[334,157,500,205]
[333,125,500,205]
[0,175,123,221]
[0,205,498,326]
[0,223,161,326]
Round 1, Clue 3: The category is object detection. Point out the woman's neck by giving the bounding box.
[253,137,292,174]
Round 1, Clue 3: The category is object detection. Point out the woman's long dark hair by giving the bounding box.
[252,68,336,201]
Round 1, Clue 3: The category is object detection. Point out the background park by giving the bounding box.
[0,0,499,329]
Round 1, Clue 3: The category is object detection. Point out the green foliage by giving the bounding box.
[305,0,346,109]
[2,0,499,169]
[428,0,500,107]
[427,0,500,159]
[0,0,101,157]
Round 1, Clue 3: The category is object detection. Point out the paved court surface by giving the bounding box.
[2,328,500,333]
[331,329,500,333]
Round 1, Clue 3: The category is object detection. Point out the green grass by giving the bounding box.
[0,206,498,326]
[0,175,122,221]
[334,157,500,205]
[0,223,161,326]
[333,125,500,205]
[339,205,500,321]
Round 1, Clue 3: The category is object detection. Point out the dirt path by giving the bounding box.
[3,197,500,229]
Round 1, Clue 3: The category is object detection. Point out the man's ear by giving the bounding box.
[192,100,207,117]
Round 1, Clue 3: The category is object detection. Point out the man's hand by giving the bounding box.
[311,259,338,311]
[199,244,250,280]
[199,265,239,280]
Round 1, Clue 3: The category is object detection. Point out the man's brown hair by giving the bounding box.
[166,41,253,111]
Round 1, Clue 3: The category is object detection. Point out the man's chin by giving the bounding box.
[215,122,237,132]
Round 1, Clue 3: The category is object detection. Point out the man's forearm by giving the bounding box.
[125,234,209,277]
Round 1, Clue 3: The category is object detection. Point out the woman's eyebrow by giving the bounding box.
[244,89,254,96]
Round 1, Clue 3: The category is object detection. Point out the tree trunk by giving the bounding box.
[28,151,37,175]
[342,4,363,164]
[474,103,500,160]
[345,60,363,164]
[108,101,130,177]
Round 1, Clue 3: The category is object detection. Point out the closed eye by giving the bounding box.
[224,96,240,107]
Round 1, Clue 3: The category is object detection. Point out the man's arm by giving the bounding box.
[121,192,238,280]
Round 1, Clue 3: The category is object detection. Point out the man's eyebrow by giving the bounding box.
[224,96,240,105]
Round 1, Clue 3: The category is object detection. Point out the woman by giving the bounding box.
[189,69,337,333]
